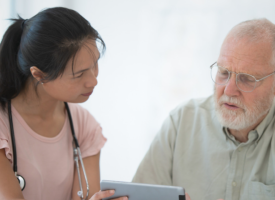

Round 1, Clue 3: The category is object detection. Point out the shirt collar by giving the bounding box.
[254,97,275,142]
[223,127,240,145]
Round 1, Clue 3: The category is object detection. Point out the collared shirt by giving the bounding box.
[132,95,275,200]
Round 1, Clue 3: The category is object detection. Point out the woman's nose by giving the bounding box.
[85,69,98,88]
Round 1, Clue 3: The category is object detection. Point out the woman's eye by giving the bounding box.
[75,73,83,78]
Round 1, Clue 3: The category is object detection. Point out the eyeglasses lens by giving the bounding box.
[236,73,256,92]
[211,64,229,85]
[211,64,256,92]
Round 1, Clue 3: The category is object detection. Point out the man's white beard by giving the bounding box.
[214,90,274,130]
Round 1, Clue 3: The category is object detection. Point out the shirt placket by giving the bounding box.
[225,143,248,200]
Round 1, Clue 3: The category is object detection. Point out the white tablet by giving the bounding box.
[100,180,185,200]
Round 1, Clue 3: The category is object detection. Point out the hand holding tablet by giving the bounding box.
[88,189,128,200]
[100,180,185,200]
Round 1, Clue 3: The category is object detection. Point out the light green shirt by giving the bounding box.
[133,95,275,200]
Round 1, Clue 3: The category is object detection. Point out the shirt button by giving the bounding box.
[232,182,237,187]
[238,147,242,152]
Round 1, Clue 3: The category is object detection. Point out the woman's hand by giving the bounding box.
[89,190,128,200]
[185,193,223,200]
[89,191,224,200]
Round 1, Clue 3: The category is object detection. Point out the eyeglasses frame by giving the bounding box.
[210,62,275,92]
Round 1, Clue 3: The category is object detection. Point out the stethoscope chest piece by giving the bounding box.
[17,174,26,190]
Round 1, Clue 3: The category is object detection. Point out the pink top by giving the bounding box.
[0,103,107,200]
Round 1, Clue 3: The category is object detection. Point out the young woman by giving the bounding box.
[0,7,127,200]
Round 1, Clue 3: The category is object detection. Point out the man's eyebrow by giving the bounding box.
[217,62,271,78]
[252,71,270,79]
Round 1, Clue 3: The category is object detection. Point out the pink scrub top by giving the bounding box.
[0,103,107,200]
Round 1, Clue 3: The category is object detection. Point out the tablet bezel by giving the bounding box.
[100,180,185,200]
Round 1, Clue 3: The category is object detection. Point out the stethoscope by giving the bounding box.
[7,100,89,200]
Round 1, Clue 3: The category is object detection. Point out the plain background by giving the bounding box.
[0,0,275,181]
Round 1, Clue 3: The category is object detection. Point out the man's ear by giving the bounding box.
[30,66,45,83]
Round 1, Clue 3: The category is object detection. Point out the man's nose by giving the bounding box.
[224,73,241,96]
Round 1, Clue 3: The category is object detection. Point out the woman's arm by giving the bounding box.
[72,151,127,200]
[0,149,25,200]
[72,151,101,200]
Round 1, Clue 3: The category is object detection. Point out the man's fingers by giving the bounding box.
[185,192,223,200]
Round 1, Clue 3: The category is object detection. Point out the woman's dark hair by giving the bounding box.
[0,7,105,110]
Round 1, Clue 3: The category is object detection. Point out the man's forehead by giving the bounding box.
[217,38,273,74]
[217,58,272,78]
[222,37,271,58]
[218,50,269,66]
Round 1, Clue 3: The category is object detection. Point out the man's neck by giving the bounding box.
[228,114,267,143]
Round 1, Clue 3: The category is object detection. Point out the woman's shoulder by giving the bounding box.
[67,103,106,158]
[67,103,98,126]
[0,106,12,163]
[67,102,92,115]
[0,108,9,133]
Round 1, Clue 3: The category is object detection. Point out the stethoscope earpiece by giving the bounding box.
[17,174,26,191]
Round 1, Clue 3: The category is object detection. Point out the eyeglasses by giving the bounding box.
[210,62,275,92]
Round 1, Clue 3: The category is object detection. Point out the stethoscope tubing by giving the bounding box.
[8,100,18,173]
[7,100,89,200]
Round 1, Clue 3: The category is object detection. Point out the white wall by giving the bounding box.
[0,0,12,40]
[1,0,275,182]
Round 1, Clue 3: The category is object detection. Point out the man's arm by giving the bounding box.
[132,115,177,185]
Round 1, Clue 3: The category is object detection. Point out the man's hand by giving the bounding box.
[89,190,128,200]
[185,193,224,200]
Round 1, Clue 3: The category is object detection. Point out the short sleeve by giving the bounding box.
[132,114,177,185]
[0,112,13,164]
[71,104,107,159]
[80,124,106,158]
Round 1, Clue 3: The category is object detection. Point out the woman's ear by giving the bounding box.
[30,66,45,83]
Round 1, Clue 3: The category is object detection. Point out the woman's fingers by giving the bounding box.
[90,190,222,200]
[90,190,114,200]
[110,197,128,200]
[185,193,191,200]
[89,190,128,200]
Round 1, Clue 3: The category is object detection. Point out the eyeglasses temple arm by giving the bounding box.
[256,71,275,82]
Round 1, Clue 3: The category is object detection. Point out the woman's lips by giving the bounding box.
[81,91,93,96]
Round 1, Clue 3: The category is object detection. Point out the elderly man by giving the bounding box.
[133,19,275,200]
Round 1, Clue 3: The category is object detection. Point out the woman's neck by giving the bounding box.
[12,78,65,119]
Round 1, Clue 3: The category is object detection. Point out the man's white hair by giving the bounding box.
[229,18,275,69]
